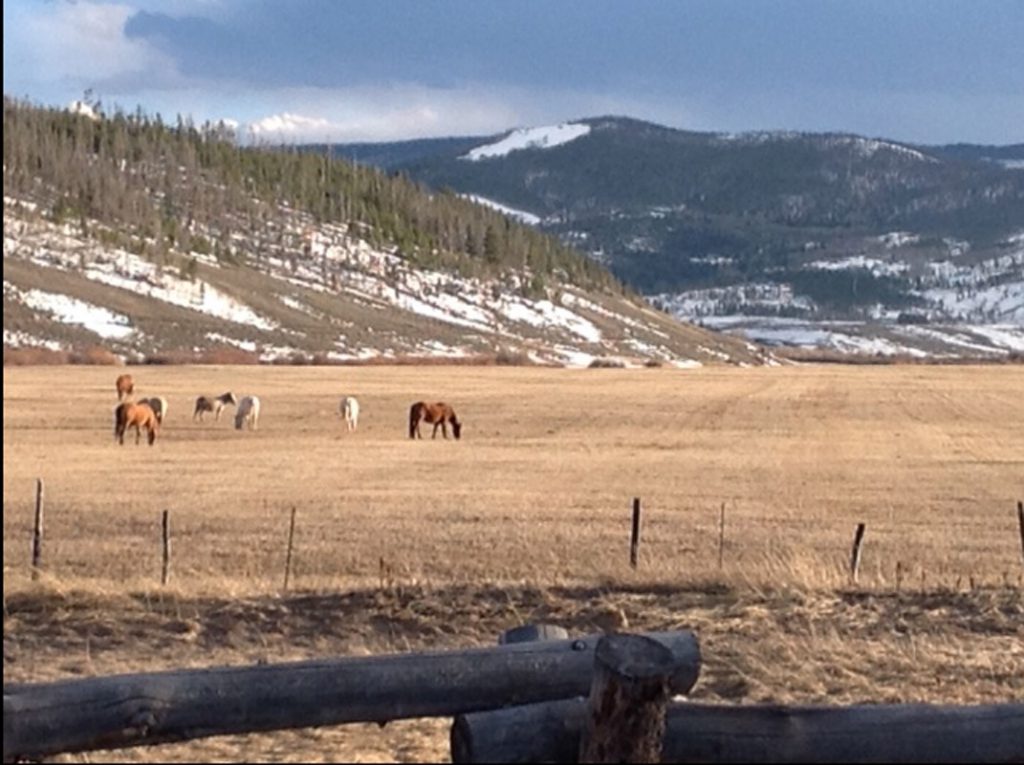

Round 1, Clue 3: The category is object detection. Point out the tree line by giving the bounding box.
[2,96,624,295]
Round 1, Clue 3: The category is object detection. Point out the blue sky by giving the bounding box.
[4,0,1022,144]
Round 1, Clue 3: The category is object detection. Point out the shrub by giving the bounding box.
[68,345,121,365]
[495,348,532,366]
[3,346,69,366]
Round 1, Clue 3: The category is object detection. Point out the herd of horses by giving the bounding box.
[111,374,461,446]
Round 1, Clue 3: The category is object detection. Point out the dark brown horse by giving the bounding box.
[193,392,237,421]
[115,373,134,401]
[114,401,159,445]
[409,401,462,440]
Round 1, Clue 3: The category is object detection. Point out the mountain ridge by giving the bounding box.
[319,115,1023,358]
[2,98,767,368]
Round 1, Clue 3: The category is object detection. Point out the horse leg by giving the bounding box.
[134,423,141,445]
[441,421,449,439]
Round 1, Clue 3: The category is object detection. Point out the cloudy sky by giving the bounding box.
[4,0,1022,145]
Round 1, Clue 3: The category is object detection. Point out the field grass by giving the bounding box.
[4,363,1023,762]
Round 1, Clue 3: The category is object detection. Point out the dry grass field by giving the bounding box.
[4,363,1023,762]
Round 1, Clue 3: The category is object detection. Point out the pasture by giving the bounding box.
[3,363,1023,762]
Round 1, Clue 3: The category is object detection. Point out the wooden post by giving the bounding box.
[717,502,726,569]
[499,624,569,645]
[579,633,680,763]
[31,478,44,581]
[160,510,171,586]
[452,701,1024,764]
[1017,501,1024,567]
[3,629,699,762]
[283,506,297,591]
[850,523,866,584]
[630,497,641,569]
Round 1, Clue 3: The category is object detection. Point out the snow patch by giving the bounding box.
[205,333,258,352]
[462,123,590,161]
[10,285,133,340]
[461,194,541,225]
[3,329,64,350]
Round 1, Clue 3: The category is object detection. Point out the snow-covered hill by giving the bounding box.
[652,230,1024,358]
[3,197,764,367]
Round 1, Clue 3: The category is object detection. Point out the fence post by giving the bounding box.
[579,633,679,763]
[161,510,171,586]
[283,506,297,591]
[1017,501,1023,567]
[850,523,866,584]
[31,478,44,580]
[498,624,569,645]
[717,502,726,569]
[630,498,641,569]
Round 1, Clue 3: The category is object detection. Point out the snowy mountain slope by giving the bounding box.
[461,123,591,161]
[3,198,764,367]
[327,116,1023,359]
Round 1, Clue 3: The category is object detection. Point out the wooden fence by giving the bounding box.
[4,624,1022,763]
[23,481,1024,589]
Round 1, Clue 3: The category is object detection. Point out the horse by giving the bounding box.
[235,395,260,431]
[409,401,462,440]
[115,374,134,401]
[193,392,237,422]
[339,396,360,432]
[142,396,168,425]
[114,401,159,446]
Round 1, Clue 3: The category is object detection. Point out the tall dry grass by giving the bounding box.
[4,364,1022,595]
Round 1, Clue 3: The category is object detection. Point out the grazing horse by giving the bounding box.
[193,392,237,422]
[142,396,168,425]
[339,396,360,432]
[235,395,260,431]
[409,401,462,440]
[115,374,134,401]
[114,401,159,445]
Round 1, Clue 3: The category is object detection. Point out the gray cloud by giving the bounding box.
[5,0,1023,144]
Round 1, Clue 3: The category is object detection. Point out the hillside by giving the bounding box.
[2,99,764,367]
[326,117,1024,358]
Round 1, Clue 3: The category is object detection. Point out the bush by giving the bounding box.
[588,358,626,368]
[68,345,122,365]
[3,346,69,366]
[495,348,532,366]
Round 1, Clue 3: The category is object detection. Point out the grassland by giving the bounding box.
[4,364,1023,762]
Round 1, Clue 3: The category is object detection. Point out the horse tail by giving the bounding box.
[114,403,128,440]
[409,403,420,439]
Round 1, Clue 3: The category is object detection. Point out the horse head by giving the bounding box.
[452,418,462,440]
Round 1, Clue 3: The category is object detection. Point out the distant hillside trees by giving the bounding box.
[2,97,622,294]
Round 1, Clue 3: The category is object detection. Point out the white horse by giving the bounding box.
[339,396,360,432]
[142,396,169,425]
[234,395,260,431]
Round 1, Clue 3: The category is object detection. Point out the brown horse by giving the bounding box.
[115,374,134,401]
[409,401,462,440]
[114,401,159,446]
[193,392,237,421]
